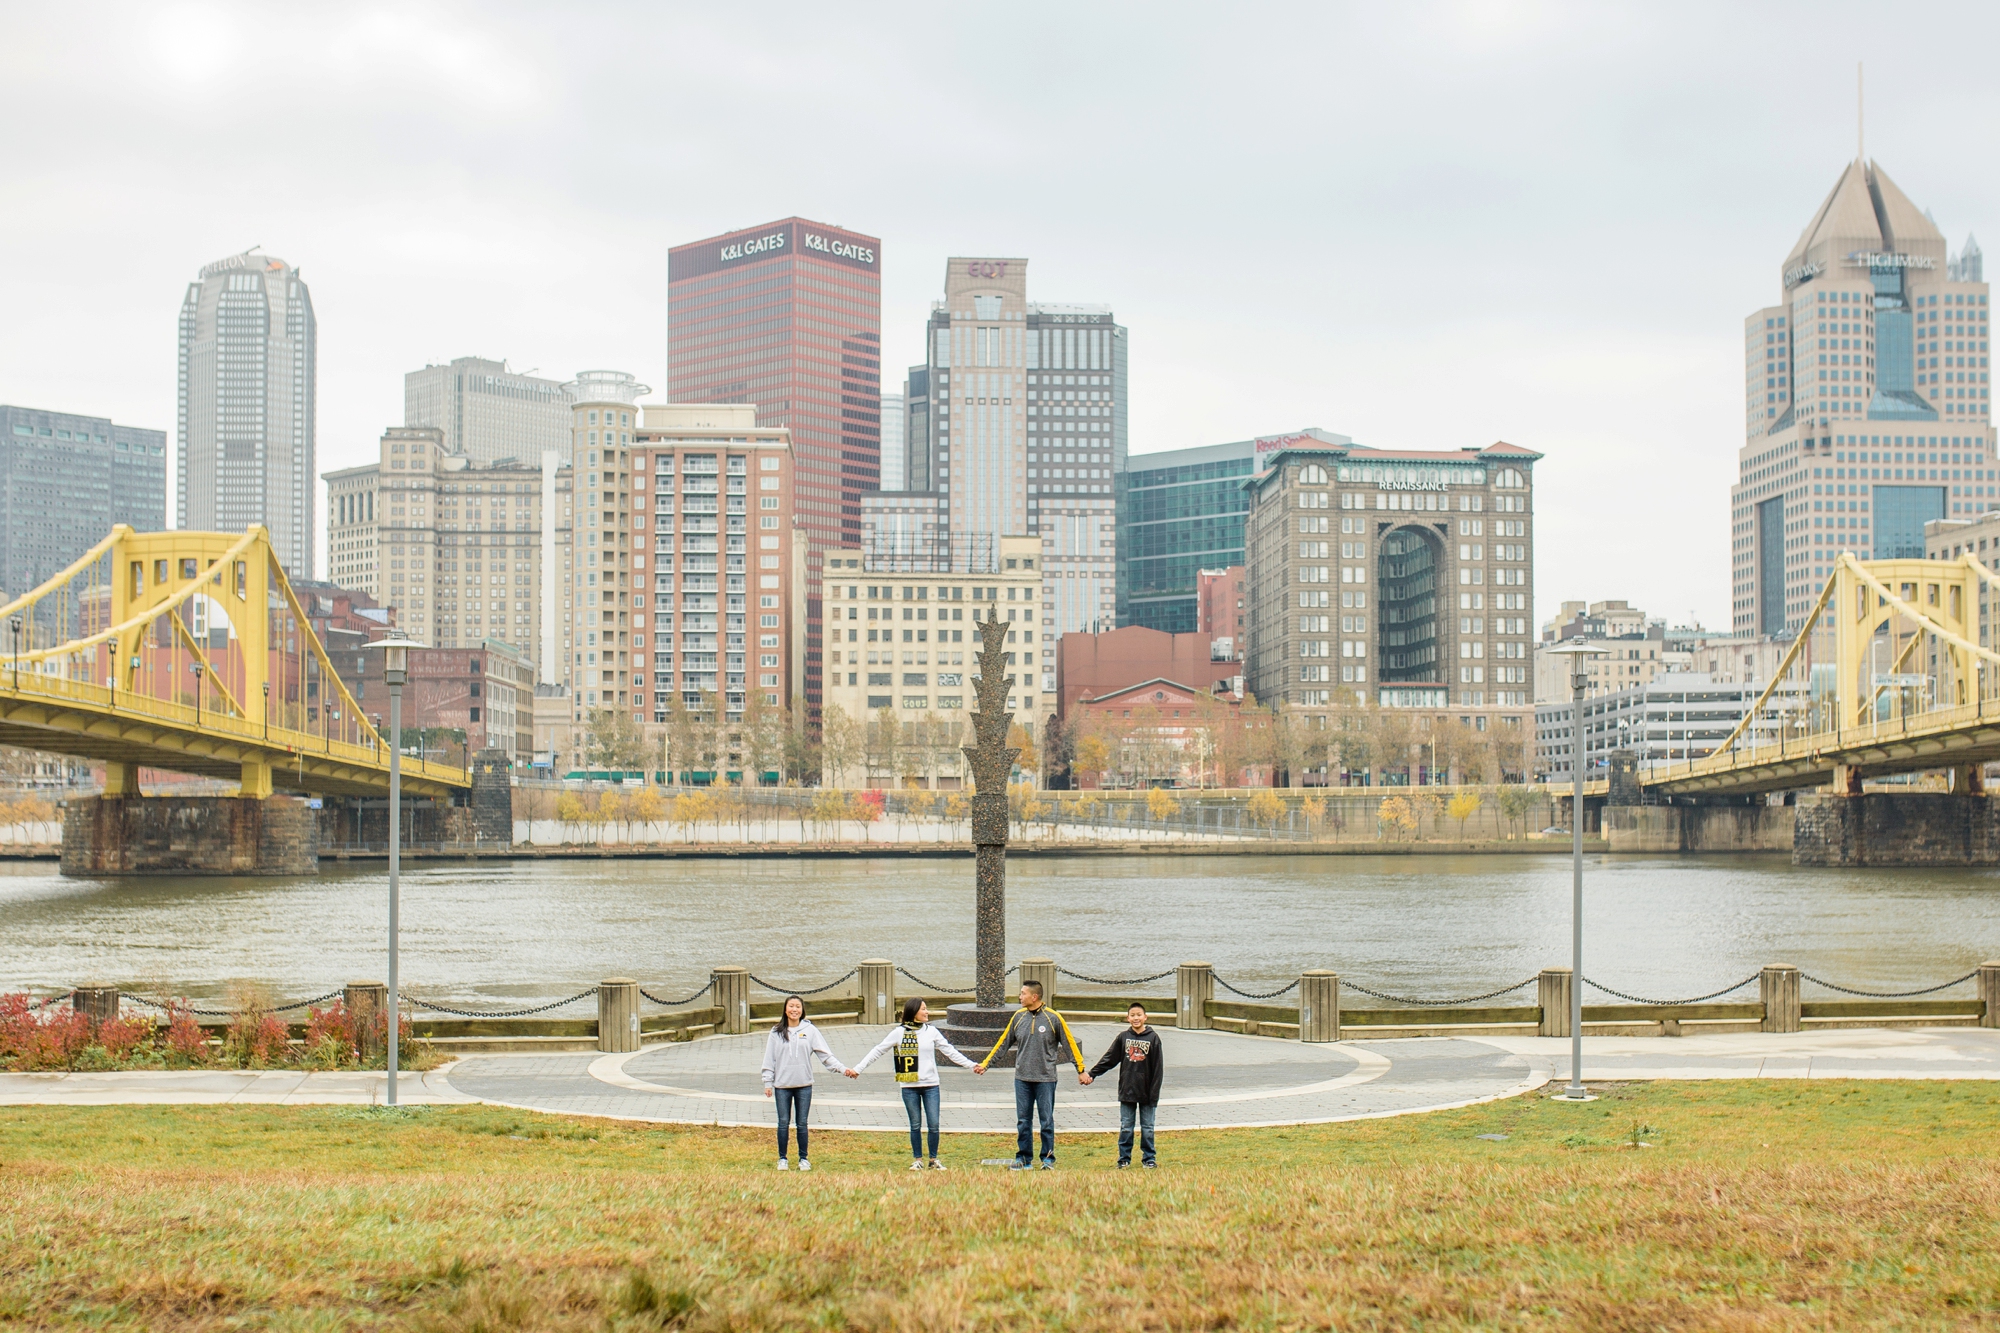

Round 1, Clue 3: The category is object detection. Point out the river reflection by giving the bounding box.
[0,853,1995,1009]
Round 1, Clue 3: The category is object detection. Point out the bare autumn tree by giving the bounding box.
[820,703,862,788]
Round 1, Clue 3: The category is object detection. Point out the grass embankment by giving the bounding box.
[3,1082,1998,1329]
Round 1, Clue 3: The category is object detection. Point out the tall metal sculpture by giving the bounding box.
[937,612,1021,1056]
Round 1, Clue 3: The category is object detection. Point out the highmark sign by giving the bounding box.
[1846,251,1936,270]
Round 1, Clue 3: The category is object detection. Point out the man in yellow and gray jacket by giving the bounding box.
[976,979,1089,1170]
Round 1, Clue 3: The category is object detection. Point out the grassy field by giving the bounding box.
[2,1081,1998,1330]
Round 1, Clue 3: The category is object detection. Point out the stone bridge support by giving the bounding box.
[1794,791,2000,866]
[60,795,318,876]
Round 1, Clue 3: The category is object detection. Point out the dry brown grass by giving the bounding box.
[0,1082,1997,1329]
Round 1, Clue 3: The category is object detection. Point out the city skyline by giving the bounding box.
[8,6,2000,631]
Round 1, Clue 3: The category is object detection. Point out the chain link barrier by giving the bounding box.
[1343,977,1538,1008]
[1582,975,1761,1007]
[746,968,860,996]
[640,980,715,1008]
[403,987,600,1019]
[124,989,346,1017]
[1054,966,1178,988]
[1799,969,1980,999]
[1211,974,1300,1001]
[22,991,75,1011]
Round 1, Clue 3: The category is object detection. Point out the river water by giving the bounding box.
[2,854,1995,1011]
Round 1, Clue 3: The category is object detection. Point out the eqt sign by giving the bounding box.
[966,261,1009,279]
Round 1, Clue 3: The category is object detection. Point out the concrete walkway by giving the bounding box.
[443,1024,1549,1132]
[1480,1028,2000,1081]
[6,1027,1998,1123]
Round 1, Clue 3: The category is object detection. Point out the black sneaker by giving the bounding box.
[1116,1161,1130,1169]
[1142,1161,1157,1169]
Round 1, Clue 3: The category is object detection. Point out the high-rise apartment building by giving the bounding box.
[820,533,1046,787]
[0,405,166,599]
[879,392,905,492]
[177,249,316,576]
[897,259,1127,637]
[323,425,563,663]
[1243,430,1538,737]
[404,357,572,464]
[561,372,647,719]
[667,218,883,715]
[633,403,804,728]
[1116,440,1256,632]
[1733,159,1997,636]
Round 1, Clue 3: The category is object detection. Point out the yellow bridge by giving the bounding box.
[1618,552,2000,799]
[0,526,468,799]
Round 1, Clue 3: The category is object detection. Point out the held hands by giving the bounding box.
[843,1068,859,1079]
[973,1063,987,1075]
[1078,1073,1094,1086]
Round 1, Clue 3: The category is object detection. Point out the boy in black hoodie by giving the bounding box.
[1088,1003,1165,1168]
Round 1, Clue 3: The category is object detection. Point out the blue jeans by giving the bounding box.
[1119,1102,1157,1165]
[774,1085,812,1160]
[1015,1078,1057,1164]
[901,1084,941,1160]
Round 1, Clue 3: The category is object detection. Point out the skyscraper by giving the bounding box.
[177,249,316,576]
[895,258,1127,637]
[404,356,572,465]
[0,405,166,598]
[666,218,883,715]
[1116,439,1256,632]
[1732,160,1996,636]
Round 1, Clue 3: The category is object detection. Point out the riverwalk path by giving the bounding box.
[5,1026,2000,1125]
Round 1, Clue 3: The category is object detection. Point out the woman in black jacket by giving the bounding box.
[1087,1002,1164,1168]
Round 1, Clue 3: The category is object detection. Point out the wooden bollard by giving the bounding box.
[1299,970,1340,1042]
[597,979,641,1053]
[712,966,750,1035]
[1981,960,2000,1030]
[1019,957,1056,1007]
[1537,967,1572,1038]
[858,959,894,1025]
[346,981,389,1059]
[1760,964,1801,1034]
[1177,962,1214,1030]
[73,986,120,1026]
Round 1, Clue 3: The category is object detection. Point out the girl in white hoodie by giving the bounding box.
[850,997,983,1170]
[761,995,849,1171]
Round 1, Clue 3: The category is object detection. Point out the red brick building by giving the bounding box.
[1067,677,1268,789]
[1195,565,1244,661]
[1055,624,1243,718]
[354,639,533,765]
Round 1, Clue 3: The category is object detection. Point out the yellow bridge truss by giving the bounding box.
[0,526,468,799]
[1640,552,2000,797]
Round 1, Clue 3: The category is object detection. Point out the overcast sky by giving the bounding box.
[3,2,1995,631]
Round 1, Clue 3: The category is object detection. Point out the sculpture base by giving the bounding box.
[937,1003,1020,1068]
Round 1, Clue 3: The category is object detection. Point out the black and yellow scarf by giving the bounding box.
[893,1022,922,1083]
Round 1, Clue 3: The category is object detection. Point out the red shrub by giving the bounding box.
[164,999,210,1064]
[226,1009,290,1067]
[95,1011,153,1060]
[43,1008,94,1069]
[306,999,356,1064]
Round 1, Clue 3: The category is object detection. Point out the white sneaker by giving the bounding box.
[928,1159,947,1171]
[776,1159,789,1171]
[908,1159,925,1171]
[798,1159,812,1172]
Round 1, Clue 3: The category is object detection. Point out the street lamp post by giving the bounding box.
[363,632,424,1106]
[191,661,204,729]
[9,615,20,690]
[1547,640,1609,1101]
[262,680,270,742]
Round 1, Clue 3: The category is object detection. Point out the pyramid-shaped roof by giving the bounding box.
[1785,160,1947,272]
[1786,161,1880,267]
[1867,163,1943,251]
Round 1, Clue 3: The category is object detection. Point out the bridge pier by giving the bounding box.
[60,794,319,877]
[1794,791,2000,866]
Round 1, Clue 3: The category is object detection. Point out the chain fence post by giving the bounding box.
[859,959,894,1024]
[597,978,641,1053]
[1299,970,1339,1042]
[1177,961,1213,1030]
[1537,967,1572,1038]
[1019,957,1055,1008]
[1760,963,1801,1033]
[712,965,750,1034]
[1980,960,2000,1029]
[73,985,119,1026]
[346,980,388,1060]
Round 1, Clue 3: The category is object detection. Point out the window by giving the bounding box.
[1298,463,1329,484]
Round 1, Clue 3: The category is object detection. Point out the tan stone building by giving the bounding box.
[1244,430,1537,739]
[324,425,565,668]
[820,533,1045,787]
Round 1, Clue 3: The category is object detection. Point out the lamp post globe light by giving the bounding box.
[363,632,425,1106]
[1545,639,1610,1102]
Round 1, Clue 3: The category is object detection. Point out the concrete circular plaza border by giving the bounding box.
[442,1023,1554,1132]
